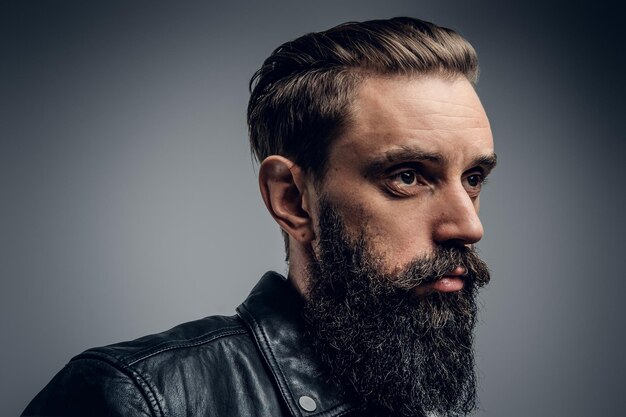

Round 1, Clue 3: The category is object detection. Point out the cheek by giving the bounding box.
[351,207,435,272]
[321,177,436,269]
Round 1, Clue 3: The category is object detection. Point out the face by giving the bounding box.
[301,74,495,416]
[311,74,495,279]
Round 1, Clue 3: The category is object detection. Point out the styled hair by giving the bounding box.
[247,17,479,259]
[247,16,479,178]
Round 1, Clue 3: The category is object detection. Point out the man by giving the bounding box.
[23,17,495,417]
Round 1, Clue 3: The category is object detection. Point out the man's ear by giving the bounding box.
[258,156,315,244]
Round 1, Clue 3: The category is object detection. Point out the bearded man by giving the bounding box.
[23,17,496,417]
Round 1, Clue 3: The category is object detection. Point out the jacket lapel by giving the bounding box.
[237,272,364,417]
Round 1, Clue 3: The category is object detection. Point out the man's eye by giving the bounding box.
[384,169,424,196]
[467,174,482,187]
[398,170,417,185]
[463,173,487,194]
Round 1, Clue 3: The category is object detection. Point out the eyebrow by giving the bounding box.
[470,153,498,175]
[363,147,443,177]
[363,146,497,177]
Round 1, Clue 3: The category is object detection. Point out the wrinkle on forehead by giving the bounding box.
[323,74,494,182]
[361,78,486,125]
[334,75,492,154]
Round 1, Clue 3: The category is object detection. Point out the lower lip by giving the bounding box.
[414,277,465,296]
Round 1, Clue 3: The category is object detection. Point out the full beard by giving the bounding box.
[302,200,491,417]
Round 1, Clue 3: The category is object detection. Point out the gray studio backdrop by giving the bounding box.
[2,1,624,416]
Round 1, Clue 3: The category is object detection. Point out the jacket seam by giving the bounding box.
[317,403,362,417]
[75,323,247,367]
[70,356,166,417]
[124,327,248,366]
[238,304,301,417]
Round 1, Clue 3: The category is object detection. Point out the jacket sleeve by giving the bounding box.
[21,357,158,417]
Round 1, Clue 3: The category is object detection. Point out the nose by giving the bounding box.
[432,184,484,247]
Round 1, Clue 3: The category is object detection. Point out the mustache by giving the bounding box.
[376,245,491,291]
[314,197,491,293]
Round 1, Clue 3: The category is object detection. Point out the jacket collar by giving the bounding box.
[237,271,364,417]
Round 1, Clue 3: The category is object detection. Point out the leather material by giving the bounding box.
[22,272,364,417]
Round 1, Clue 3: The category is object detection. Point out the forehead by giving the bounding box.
[328,74,494,169]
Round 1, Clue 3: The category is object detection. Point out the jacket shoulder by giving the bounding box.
[84,314,249,366]
[22,315,281,417]
[22,355,157,417]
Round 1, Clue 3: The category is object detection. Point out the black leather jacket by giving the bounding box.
[22,272,364,417]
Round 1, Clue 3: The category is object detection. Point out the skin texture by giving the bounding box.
[259,74,496,296]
